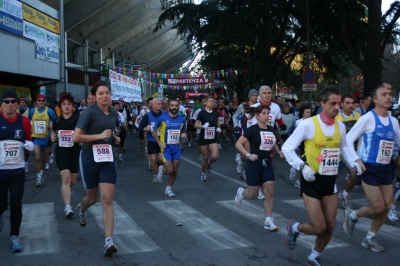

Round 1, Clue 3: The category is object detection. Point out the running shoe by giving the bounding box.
[289,167,297,180]
[240,172,246,181]
[198,154,202,162]
[165,187,176,197]
[148,162,151,171]
[294,180,301,189]
[200,173,207,182]
[343,208,357,235]
[361,236,384,252]
[264,219,278,231]
[284,219,299,250]
[306,257,322,266]
[152,177,159,184]
[257,188,265,199]
[157,165,164,183]
[388,209,399,221]
[218,144,222,150]
[103,238,118,256]
[64,205,74,218]
[235,187,244,207]
[45,163,50,170]
[118,154,123,162]
[35,176,44,187]
[25,163,29,174]
[70,186,74,196]
[0,215,3,232]
[10,235,23,253]
[338,191,352,209]
[207,161,212,173]
[235,153,242,174]
[77,204,87,228]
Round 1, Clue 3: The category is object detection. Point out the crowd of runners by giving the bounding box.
[1,82,399,265]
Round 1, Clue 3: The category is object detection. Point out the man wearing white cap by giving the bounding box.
[186,100,196,147]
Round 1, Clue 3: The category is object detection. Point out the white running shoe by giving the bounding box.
[200,173,207,182]
[165,187,176,197]
[157,165,164,183]
[218,144,222,150]
[118,154,123,162]
[148,162,151,171]
[64,205,74,218]
[257,188,265,199]
[264,219,278,231]
[235,187,244,207]
[50,154,54,164]
[35,175,44,187]
[235,153,242,174]
[289,167,297,180]
[294,180,300,188]
[104,238,118,256]
[45,163,50,170]
[388,209,399,221]
[152,177,159,184]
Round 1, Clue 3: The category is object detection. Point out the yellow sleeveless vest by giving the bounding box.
[304,116,341,172]
[32,107,50,138]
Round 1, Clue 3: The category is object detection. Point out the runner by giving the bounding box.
[51,93,81,218]
[138,98,164,184]
[73,82,120,256]
[0,89,34,253]
[354,93,371,116]
[185,100,195,147]
[234,105,284,231]
[192,95,207,162]
[282,88,361,266]
[344,84,400,252]
[153,99,187,197]
[16,97,30,173]
[194,95,221,181]
[217,99,229,150]
[336,94,361,209]
[28,94,57,187]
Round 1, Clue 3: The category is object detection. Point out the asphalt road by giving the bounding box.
[0,134,398,266]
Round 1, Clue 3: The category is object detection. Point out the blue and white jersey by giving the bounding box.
[347,110,400,166]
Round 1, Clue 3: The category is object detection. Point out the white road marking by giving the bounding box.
[216,200,351,250]
[19,202,61,255]
[181,155,245,186]
[150,200,253,250]
[284,199,400,241]
[88,202,161,254]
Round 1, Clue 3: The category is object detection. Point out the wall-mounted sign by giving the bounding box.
[22,3,59,34]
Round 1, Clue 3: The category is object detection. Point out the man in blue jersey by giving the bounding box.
[138,99,163,184]
[152,99,187,197]
[344,85,400,252]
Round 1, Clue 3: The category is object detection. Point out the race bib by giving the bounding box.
[34,121,46,134]
[205,127,215,139]
[218,117,225,125]
[376,140,394,164]
[1,141,22,165]
[58,130,74,147]
[167,129,180,144]
[92,144,113,162]
[318,148,340,175]
[259,131,275,151]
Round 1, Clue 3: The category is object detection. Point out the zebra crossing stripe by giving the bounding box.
[19,202,61,255]
[283,199,400,242]
[150,200,253,250]
[88,202,161,254]
[216,200,351,250]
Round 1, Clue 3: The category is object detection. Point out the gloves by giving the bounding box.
[216,127,222,132]
[128,121,133,125]
[301,165,316,182]
[24,140,34,151]
[203,122,209,129]
[279,124,287,130]
[347,161,362,175]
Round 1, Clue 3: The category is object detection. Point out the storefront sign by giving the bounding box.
[0,84,32,100]
[168,77,210,85]
[23,20,46,43]
[35,41,59,64]
[0,0,22,19]
[22,3,59,34]
[0,9,22,35]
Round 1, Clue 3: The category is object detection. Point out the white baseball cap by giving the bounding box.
[189,100,194,104]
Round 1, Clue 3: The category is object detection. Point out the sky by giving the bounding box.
[382,0,396,13]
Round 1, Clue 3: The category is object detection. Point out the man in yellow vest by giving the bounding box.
[282,88,363,266]
[28,95,57,187]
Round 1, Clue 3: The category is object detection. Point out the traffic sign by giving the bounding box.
[302,84,317,91]
[302,69,317,84]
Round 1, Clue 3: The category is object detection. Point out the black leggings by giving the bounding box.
[0,169,25,236]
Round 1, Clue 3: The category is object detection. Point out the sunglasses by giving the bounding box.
[37,99,46,102]
[3,99,17,104]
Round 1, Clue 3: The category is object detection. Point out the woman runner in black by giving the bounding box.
[51,93,81,218]
[234,105,284,231]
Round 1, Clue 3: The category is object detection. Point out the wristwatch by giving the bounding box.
[246,153,251,158]
[299,163,306,170]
